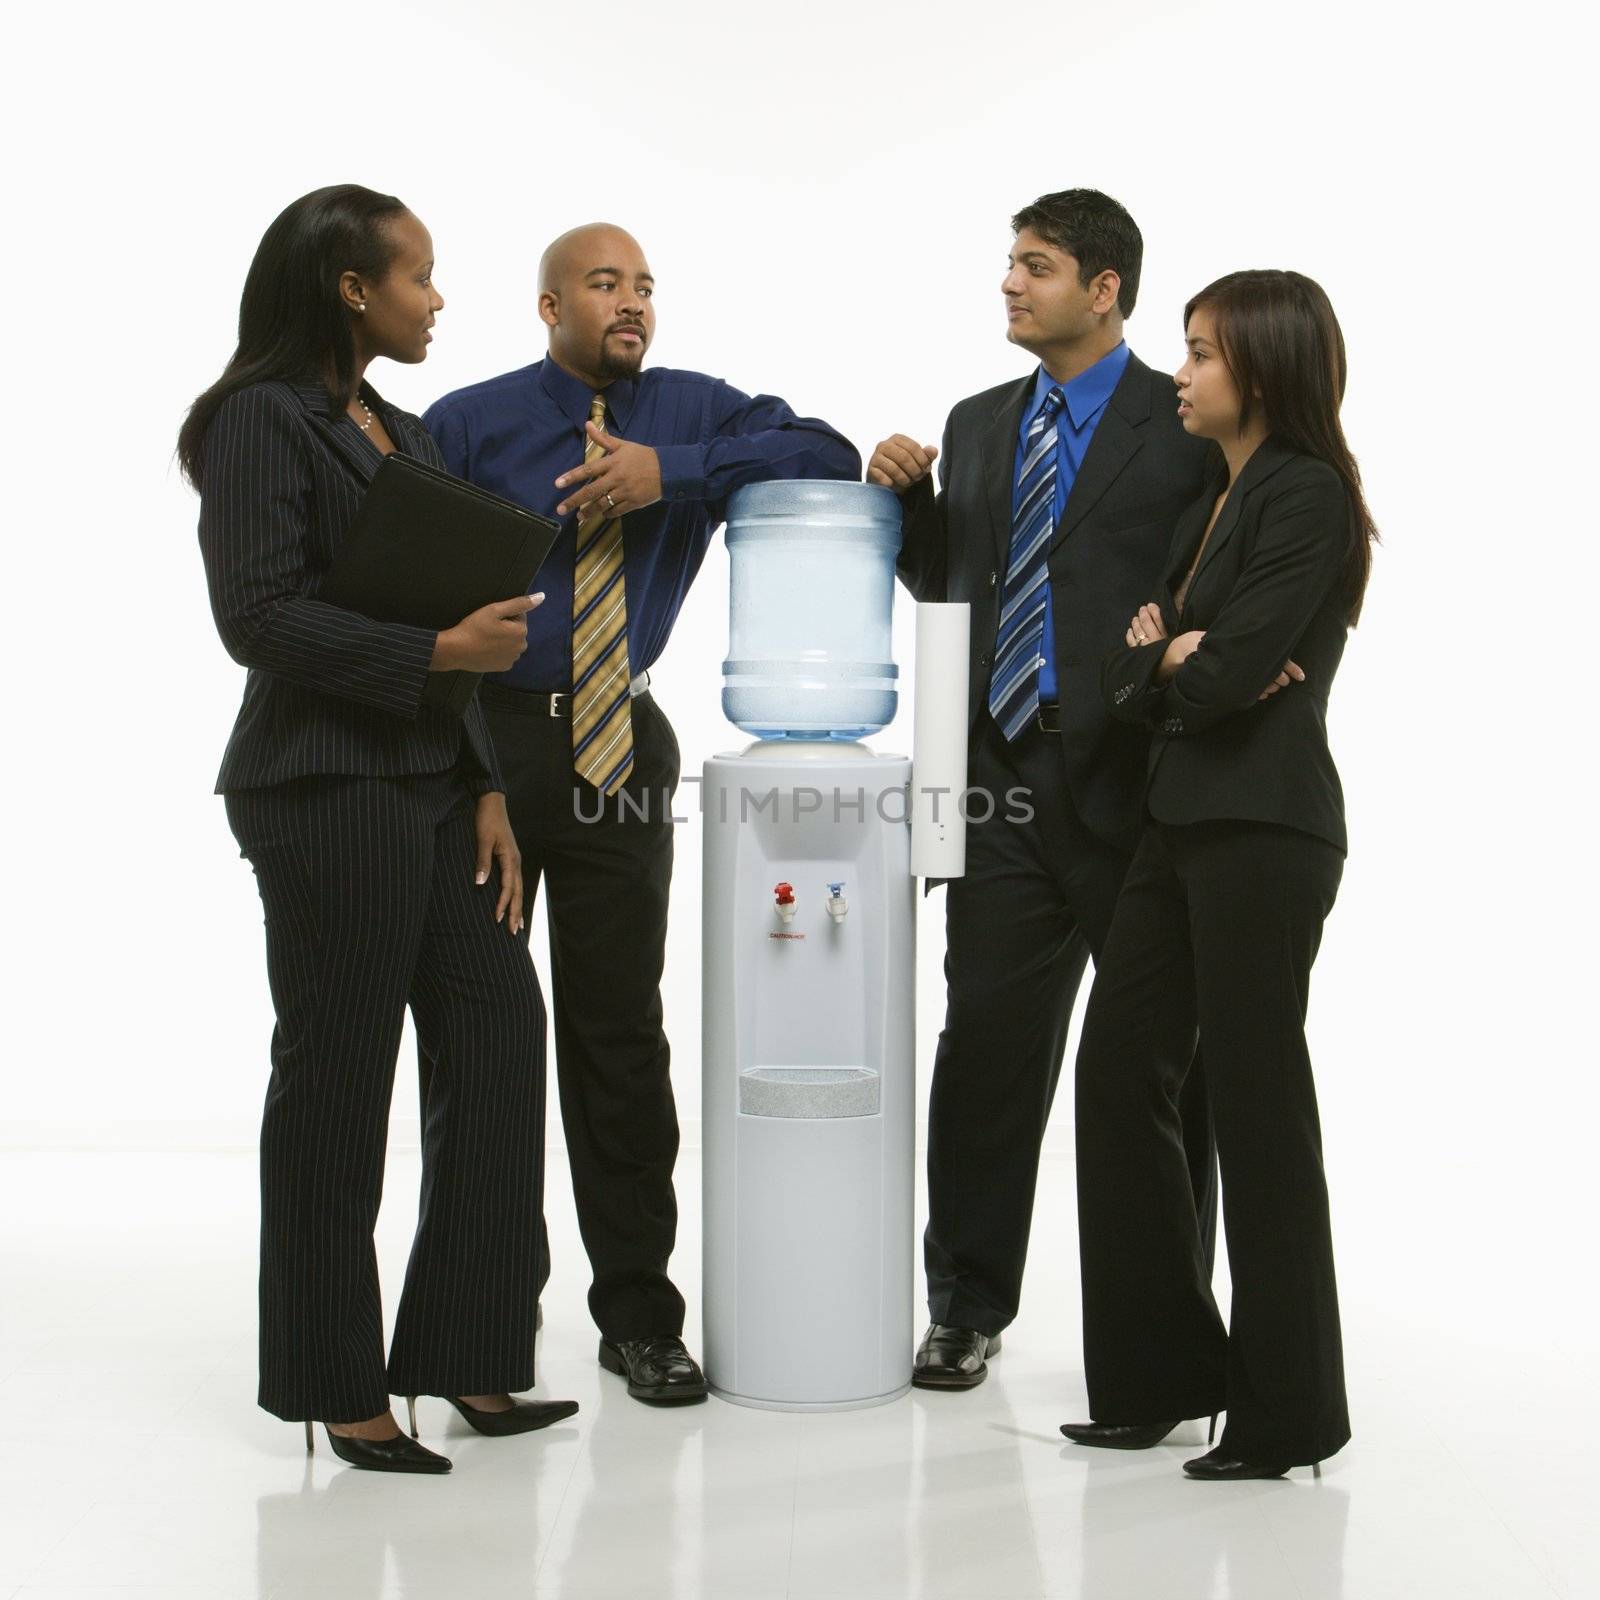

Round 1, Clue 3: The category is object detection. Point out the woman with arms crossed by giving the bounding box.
[1060,269,1377,1479]
[179,185,576,1474]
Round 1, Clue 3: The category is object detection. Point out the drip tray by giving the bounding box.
[738,1066,880,1119]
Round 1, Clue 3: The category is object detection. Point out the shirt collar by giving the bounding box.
[536,356,638,432]
[1030,340,1131,431]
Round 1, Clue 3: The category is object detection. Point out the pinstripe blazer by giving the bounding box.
[198,378,505,795]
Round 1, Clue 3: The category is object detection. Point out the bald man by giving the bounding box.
[423,225,859,1403]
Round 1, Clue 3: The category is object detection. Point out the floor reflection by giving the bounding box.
[254,1410,583,1598]
[1069,1441,1350,1600]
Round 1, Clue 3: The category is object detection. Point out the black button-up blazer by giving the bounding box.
[1101,438,1354,852]
[894,352,1212,848]
[197,378,504,795]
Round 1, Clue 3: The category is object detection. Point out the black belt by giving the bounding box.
[1036,704,1061,733]
[480,671,651,720]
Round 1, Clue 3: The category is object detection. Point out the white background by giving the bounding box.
[4,0,1592,1355]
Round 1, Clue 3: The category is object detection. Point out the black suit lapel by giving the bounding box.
[980,377,1032,569]
[1183,437,1298,596]
[1050,355,1151,555]
[1180,483,1247,598]
[312,415,387,484]
[1163,492,1216,591]
[288,378,388,485]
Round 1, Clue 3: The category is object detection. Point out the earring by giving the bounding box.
[356,303,366,313]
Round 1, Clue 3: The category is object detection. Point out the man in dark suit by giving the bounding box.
[868,189,1218,1388]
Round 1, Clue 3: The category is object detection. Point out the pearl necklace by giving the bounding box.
[354,397,376,433]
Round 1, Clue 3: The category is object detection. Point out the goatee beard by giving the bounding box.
[598,345,645,383]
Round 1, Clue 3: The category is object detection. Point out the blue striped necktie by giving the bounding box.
[988,386,1065,740]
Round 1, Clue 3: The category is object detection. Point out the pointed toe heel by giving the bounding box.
[447,1395,580,1436]
[304,1422,451,1474]
[405,1395,581,1437]
[1182,1446,1322,1482]
[1059,1419,1182,1450]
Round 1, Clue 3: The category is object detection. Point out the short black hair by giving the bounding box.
[1010,189,1143,319]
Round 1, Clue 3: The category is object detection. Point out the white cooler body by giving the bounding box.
[701,743,915,1410]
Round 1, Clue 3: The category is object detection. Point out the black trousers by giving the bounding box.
[226,771,546,1423]
[926,713,1217,1334]
[1075,819,1349,1466]
[463,683,685,1341]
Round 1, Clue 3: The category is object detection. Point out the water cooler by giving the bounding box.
[702,480,968,1410]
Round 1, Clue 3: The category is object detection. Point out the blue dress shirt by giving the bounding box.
[1013,341,1131,704]
[424,359,860,691]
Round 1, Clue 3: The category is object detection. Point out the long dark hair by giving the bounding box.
[1185,269,1378,624]
[176,184,409,489]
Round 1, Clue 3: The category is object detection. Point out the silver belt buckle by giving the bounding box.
[629,670,651,698]
[548,692,571,718]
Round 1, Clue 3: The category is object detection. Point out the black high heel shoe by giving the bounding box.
[1060,1413,1219,1450]
[1182,1446,1322,1481]
[303,1419,451,1474]
[405,1394,580,1438]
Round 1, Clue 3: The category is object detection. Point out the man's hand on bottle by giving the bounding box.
[867,435,939,493]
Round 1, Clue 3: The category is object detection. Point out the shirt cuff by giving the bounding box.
[462,774,502,797]
[655,443,707,502]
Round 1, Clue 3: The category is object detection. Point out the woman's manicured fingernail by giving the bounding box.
[476,870,488,885]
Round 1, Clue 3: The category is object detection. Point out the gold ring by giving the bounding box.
[604,491,616,510]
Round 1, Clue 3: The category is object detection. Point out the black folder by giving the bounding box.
[319,452,561,717]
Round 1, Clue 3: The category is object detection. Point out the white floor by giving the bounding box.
[0,1145,1591,1600]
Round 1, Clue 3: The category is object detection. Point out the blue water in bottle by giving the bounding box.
[722,480,903,740]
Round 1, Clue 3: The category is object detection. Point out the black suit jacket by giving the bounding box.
[1102,439,1353,852]
[896,352,1212,846]
[198,379,504,795]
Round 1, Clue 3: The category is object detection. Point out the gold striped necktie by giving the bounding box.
[570,394,634,794]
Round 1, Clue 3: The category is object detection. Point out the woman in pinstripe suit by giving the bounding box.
[179,185,577,1473]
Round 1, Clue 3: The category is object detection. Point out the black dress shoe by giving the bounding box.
[1183,1446,1321,1481]
[598,1336,708,1403]
[404,1394,579,1438]
[1060,1419,1182,1450]
[305,1420,451,1474]
[912,1324,1002,1389]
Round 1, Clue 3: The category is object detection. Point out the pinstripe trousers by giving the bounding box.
[226,770,546,1423]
